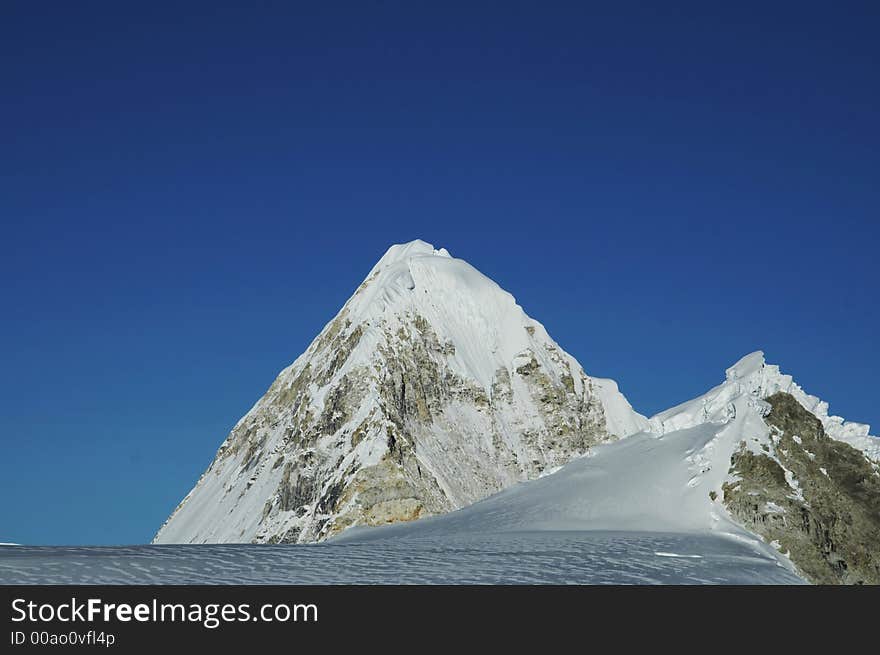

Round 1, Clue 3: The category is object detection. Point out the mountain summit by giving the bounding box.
[154,240,647,544]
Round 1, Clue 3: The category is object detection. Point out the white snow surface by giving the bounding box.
[0,532,803,584]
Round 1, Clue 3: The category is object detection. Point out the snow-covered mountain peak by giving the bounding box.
[651,351,878,461]
[154,240,646,545]
[725,350,766,382]
[367,239,451,277]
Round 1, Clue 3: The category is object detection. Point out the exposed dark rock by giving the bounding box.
[723,392,880,584]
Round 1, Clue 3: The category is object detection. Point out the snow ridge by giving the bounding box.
[651,351,878,461]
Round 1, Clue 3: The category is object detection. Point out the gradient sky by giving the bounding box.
[2,2,878,545]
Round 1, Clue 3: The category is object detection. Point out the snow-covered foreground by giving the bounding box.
[0,532,802,584]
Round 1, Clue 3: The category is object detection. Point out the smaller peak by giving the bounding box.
[725,351,766,381]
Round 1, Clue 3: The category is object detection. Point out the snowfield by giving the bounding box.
[0,533,803,584]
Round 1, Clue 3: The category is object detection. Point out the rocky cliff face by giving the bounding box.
[723,392,880,584]
[154,240,647,544]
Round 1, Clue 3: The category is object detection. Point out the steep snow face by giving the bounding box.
[154,240,647,544]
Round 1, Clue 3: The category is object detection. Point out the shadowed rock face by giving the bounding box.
[723,393,880,584]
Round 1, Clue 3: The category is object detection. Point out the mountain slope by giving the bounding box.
[154,240,647,544]
[336,351,879,584]
[335,352,776,541]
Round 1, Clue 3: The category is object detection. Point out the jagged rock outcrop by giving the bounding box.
[154,240,647,544]
[723,392,880,584]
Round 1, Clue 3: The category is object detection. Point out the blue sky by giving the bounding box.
[1,2,878,545]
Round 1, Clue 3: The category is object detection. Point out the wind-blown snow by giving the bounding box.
[0,534,803,584]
